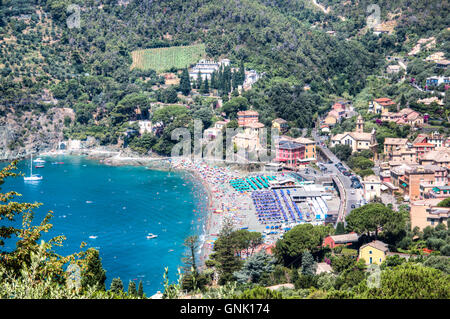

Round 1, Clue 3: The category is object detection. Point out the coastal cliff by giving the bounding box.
[0,107,75,161]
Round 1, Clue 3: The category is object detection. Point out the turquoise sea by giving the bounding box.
[0,155,208,295]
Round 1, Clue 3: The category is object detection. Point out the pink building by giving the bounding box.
[276,140,305,168]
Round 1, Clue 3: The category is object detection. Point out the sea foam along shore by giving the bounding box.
[39,148,260,264]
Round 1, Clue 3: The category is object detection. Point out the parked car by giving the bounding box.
[351,204,356,209]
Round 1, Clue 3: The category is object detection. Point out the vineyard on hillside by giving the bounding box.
[130,44,206,73]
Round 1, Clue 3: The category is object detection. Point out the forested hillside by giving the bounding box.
[0,0,448,157]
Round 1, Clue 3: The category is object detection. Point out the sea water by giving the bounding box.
[0,155,208,295]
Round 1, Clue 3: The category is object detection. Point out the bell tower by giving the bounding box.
[356,115,364,133]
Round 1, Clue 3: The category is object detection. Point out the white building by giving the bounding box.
[363,175,382,202]
[189,59,231,81]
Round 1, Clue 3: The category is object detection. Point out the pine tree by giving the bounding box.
[300,251,316,275]
[335,222,346,235]
[196,71,202,90]
[137,280,144,298]
[81,248,107,291]
[211,71,217,90]
[179,68,191,96]
[211,218,243,284]
[110,277,124,294]
[128,280,137,296]
[201,77,209,94]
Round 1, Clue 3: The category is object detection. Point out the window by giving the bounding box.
[369,250,372,254]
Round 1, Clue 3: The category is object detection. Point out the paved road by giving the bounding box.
[312,129,365,221]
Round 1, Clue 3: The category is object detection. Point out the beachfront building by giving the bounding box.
[232,121,266,152]
[294,137,317,162]
[410,198,450,230]
[359,241,389,265]
[330,115,378,160]
[275,140,305,168]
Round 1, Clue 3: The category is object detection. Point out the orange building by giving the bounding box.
[237,110,259,127]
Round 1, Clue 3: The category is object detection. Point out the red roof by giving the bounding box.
[414,142,435,147]
[375,98,396,106]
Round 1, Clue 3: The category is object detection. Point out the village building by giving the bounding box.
[363,175,382,202]
[386,65,401,74]
[359,240,389,265]
[204,120,228,141]
[189,59,230,80]
[323,101,356,125]
[272,118,289,134]
[275,140,306,168]
[420,148,450,169]
[425,51,445,63]
[237,110,259,127]
[322,233,359,249]
[428,132,445,149]
[331,115,378,160]
[369,97,396,114]
[417,96,444,106]
[435,60,450,69]
[424,186,450,199]
[294,137,317,162]
[410,198,450,230]
[418,165,449,198]
[383,138,409,161]
[381,108,424,127]
[413,142,436,162]
[402,166,436,201]
[426,76,450,87]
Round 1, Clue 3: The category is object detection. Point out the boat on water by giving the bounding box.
[24,154,43,181]
[146,233,158,239]
[35,164,45,168]
[51,162,64,165]
[89,235,98,239]
[33,157,46,164]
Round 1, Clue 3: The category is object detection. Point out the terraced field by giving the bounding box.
[130,44,206,72]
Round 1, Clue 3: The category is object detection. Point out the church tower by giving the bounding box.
[356,115,364,133]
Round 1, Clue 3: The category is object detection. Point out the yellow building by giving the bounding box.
[324,115,338,126]
[294,137,317,161]
[359,240,389,265]
[272,118,289,134]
